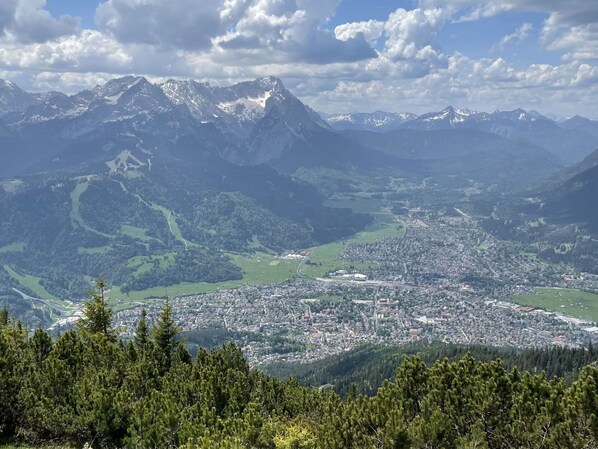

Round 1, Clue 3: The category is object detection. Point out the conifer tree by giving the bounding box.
[0,305,8,327]
[153,297,179,373]
[133,308,150,353]
[79,278,113,337]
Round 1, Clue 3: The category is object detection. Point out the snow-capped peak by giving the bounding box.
[0,79,40,116]
[0,79,17,90]
[92,76,149,104]
[325,110,416,131]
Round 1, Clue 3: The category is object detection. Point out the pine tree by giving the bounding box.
[79,278,113,337]
[133,308,150,353]
[0,305,8,327]
[153,297,179,373]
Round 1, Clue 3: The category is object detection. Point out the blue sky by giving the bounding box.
[1,0,597,118]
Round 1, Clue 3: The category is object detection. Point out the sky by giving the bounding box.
[0,0,597,118]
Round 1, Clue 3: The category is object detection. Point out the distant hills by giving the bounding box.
[560,115,598,138]
[324,106,598,164]
[341,128,561,188]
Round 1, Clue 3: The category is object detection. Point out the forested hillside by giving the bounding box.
[1,282,597,449]
[266,343,598,396]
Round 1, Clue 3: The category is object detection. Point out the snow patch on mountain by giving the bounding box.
[217,90,273,122]
[325,111,416,131]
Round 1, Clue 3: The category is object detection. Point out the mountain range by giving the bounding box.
[0,75,390,177]
[325,107,598,164]
[0,75,597,326]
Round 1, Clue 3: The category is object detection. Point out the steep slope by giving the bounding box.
[547,148,598,186]
[1,77,225,176]
[161,76,335,165]
[0,79,40,116]
[542,163,598,233]
[1,76,385,175]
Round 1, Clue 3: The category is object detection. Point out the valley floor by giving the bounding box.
[110,208,598,366]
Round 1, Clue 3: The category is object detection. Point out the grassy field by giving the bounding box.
[120,224,151,241]
[126,253,176,277]
[69,182,114,238]
[107,202,407,307]
[301,216,405,278]
[3,265,60,301]
[150,202,198,248]
[77,245,111,255]
[512,287,598,322]
[109,252,303,307]
[0,242,24,253]
[68,181,88,230]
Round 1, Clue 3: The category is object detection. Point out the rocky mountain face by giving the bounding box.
[0,76,343,175]
[0,80,40,116]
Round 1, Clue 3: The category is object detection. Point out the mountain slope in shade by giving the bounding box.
[560,115,598,138]
[541,156,598,233]
[324,111,417,131]
[0,80,40,116]
[342,128,562,189]
[546,148,598,187]
[539,150,598,233]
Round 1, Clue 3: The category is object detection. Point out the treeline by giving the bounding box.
[266,343,598,396]
[1,285,598,448]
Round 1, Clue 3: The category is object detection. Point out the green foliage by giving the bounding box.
[78,278,113,337]
[1,304,598,448]
[152,298,179,373]
[267,343,598,396]
[0,171,371,327]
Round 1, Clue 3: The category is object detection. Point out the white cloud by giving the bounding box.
[334,20,385,43]
[0,30,132,72]
[0,0,79,43]
[96,0,225,50]
[383,8,447,61]
[0,0,596,118]
[495,22,533,50]
[423,0,598,61]
[93,0,376,64]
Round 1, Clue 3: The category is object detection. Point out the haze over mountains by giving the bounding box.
[1,75,597,233]
[1,75,597,327]
[326,107,598,165]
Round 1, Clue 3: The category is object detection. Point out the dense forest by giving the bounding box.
[266,343,598,396]
[1,281,597,449]
[0,170,371,304]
